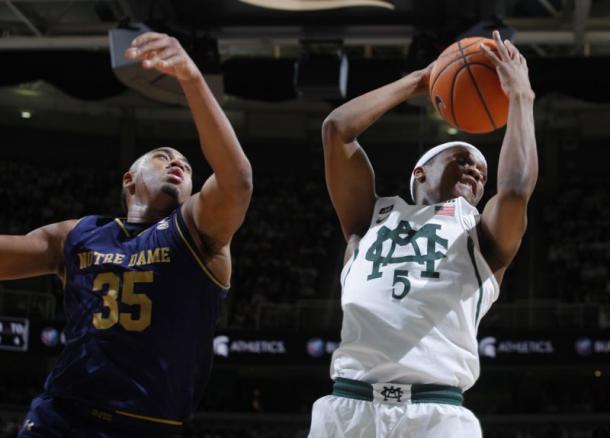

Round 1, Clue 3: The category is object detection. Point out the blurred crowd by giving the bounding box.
[0,159,340,329]
[226,174,337,328]
[3,160,610,329]
[543,180,610,304]
[469,374,610,416]
[0,161,122,234]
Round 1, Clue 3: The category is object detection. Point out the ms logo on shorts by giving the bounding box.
[365,220,448,280]
[380,386,404,402]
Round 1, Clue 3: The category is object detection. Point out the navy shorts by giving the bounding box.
[18,394,184,438]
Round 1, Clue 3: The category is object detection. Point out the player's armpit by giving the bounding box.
[183,172,252,253]
[0,219,78,280]
[343,234,362,264]
[479,192,529,273]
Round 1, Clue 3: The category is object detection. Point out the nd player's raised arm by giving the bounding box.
[126,33,253,252]
[0,220,78,280]
[180,74,252,250]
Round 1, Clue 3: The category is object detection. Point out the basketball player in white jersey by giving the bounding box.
[309,31,537,437]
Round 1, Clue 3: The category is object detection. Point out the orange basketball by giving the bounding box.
[429,37,508,134]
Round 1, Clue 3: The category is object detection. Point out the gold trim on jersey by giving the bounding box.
[114,410,183,426]
[114,218,131,237]
[173,215,230,290]
[115,218,150,238]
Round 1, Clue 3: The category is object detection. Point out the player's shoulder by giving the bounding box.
[64,215,116,242]
[372,194,415,215]
[72,215,114,231]
[373,194,410,211]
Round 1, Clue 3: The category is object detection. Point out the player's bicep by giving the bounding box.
[323,128,376,241]
[0,220,77,280]
[480,193,528,272]
[187,173,252,250]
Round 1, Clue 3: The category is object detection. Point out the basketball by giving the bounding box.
[429,37,509,134]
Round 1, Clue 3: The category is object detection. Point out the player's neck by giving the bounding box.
[420,194,454,206]
[126,200,174,223]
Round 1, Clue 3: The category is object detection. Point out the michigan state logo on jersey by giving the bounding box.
[365,220,448,299]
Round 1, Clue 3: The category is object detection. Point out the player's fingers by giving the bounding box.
[131,32,165,48]
[520,54,528,69]
[159,47,179,61]
[143,48,179,68]
[480,43,501,66]
[504,40,521,60]
[159,54,183,68]
[126,39,168,61]
[492,30,510,61]
[136,38,171,56]
[504,40,516,59]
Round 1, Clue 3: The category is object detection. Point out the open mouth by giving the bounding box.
[459,176,477,195]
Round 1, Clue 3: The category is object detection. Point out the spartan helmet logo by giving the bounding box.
[380,385,404,402]
[479,336,497,358]
[213,336,230,357]
[434,95,447,117]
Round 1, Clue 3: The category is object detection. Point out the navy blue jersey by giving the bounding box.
[44,207,228,424]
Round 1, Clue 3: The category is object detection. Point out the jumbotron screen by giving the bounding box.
[0,316,29,352]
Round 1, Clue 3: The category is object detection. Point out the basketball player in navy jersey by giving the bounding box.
[0,33,252,437]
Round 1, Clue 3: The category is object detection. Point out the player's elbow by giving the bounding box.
[497,173,537,202]
[230,162,253,200]
[494,188,531,213]
[322,113,354,146]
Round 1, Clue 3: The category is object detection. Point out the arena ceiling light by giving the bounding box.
[238,0,395,11]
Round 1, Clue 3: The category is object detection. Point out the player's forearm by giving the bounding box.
[496,92,538,199]
[0,235,56,280]
[323,69,427,143]
[180,74,253,195]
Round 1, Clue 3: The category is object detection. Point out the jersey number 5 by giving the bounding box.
[92,271,153,332]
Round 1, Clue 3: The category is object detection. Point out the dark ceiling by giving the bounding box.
[1,0,610,103]
[134,0,554,28]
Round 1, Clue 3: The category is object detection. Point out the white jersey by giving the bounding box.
[330,196,499,391]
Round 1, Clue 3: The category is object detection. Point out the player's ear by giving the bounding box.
[413,166,426,184]
[122,171,136,195]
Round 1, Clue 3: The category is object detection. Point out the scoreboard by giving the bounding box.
[0,316,29,352]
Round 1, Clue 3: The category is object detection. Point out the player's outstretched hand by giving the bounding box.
[480,30,534,99]
[125,32,200,82]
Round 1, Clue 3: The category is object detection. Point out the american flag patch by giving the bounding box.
[435,205,455,217]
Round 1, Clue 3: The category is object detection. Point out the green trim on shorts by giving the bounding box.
[411,385,464,406]
[334,377,374,401]
[333,378,464,406]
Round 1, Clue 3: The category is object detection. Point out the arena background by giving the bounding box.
[1,0,610,437]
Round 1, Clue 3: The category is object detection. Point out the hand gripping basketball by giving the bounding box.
[429,30,520,133]
[480,30,535,101]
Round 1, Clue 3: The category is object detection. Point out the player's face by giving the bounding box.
[426,147,487,205]
[138,147,194,207]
